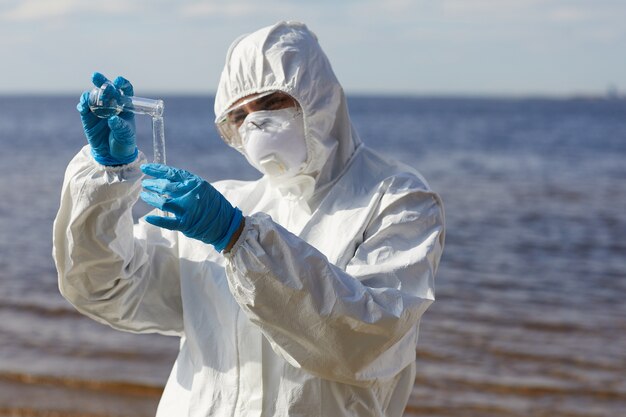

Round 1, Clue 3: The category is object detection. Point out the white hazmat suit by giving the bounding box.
[54,21,445,417]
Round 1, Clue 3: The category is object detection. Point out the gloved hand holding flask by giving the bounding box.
[77,72,138,166]
[140,163,244,252]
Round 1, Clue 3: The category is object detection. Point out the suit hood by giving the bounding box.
[214,21,361,198]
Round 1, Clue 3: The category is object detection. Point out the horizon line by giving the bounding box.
[0,90,623,101]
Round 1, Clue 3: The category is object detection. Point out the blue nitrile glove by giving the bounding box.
[77,72,138,165]
[140,163,244,252]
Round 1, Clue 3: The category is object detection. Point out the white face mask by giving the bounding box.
[239,108,308,177]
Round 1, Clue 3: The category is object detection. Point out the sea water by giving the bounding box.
[0,95,624,416]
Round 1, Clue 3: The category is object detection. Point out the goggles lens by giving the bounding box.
[215,91,299,149]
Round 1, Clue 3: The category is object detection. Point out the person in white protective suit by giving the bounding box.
[53,21,445,417]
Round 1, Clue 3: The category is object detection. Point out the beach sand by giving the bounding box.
[0,373,161,417]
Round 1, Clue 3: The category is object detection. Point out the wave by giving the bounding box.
[0,371,164,396]
[0,300,80,319]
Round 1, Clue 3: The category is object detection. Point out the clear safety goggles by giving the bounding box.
[215,90,300,149]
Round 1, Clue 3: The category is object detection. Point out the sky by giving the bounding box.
[1,0,625,96]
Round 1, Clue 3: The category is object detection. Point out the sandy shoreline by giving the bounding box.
[7,361,626,417]
[0,373,162,417]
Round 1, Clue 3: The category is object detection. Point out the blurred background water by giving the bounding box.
[0,95,624,416]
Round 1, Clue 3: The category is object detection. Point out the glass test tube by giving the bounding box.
[152,116,166,165]
[88,81,163,118]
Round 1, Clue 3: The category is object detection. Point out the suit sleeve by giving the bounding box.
[53,146,184,336]
[224,181,444,386]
